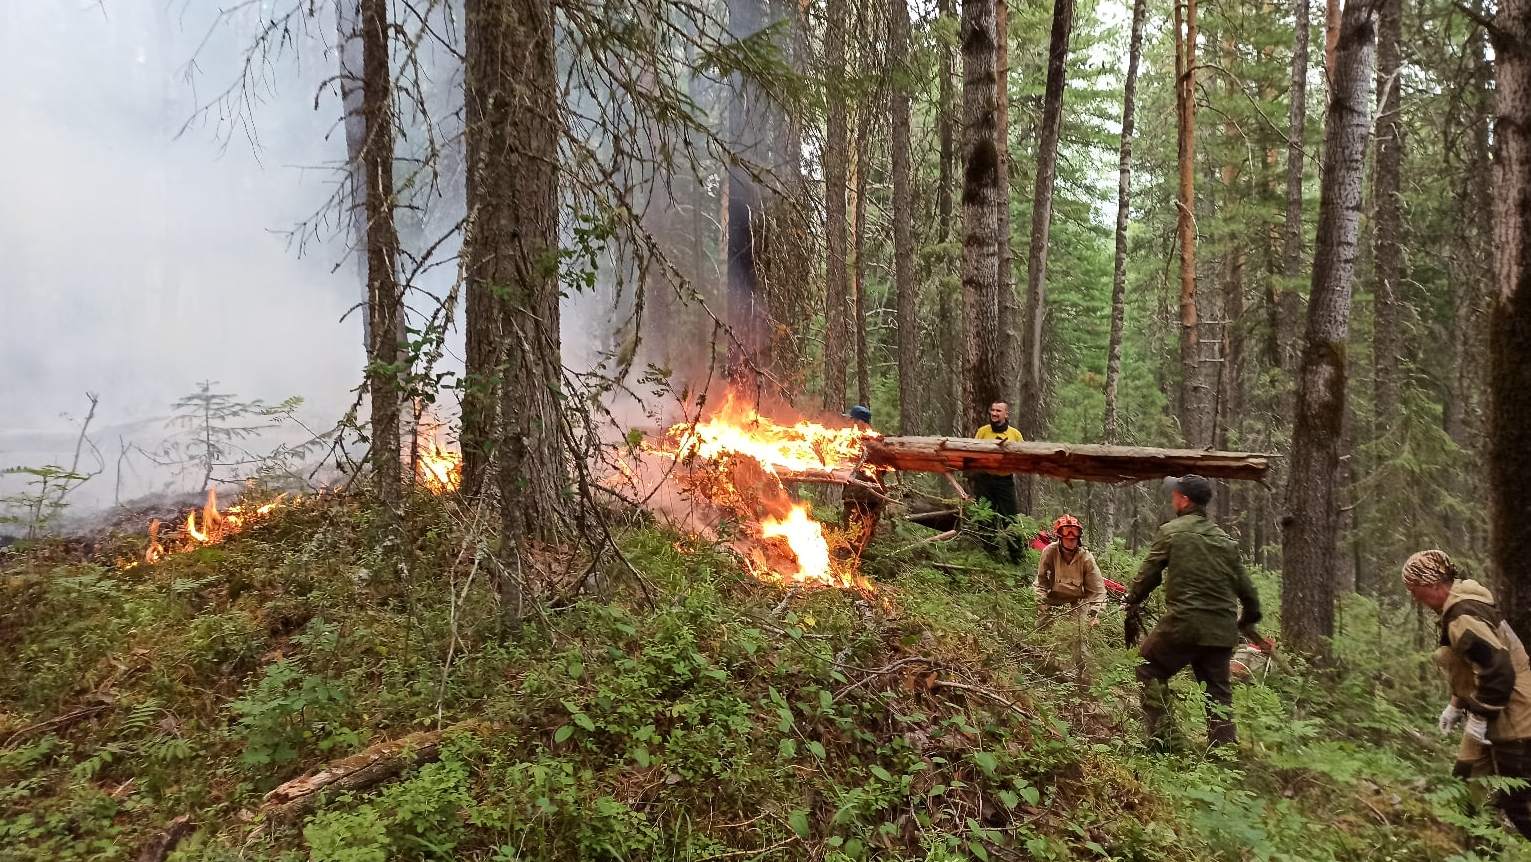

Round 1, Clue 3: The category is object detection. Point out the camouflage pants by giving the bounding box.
[1136,630,1235,752]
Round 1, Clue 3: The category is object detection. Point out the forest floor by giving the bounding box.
[0,491,1524,861]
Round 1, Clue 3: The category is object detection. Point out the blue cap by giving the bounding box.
[848,405,872,424]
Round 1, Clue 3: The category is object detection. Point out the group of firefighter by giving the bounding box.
[841,400,1531,838]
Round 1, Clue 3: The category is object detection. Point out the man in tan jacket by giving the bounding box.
[1035,514,1106,622]
[1403,549,1531,838]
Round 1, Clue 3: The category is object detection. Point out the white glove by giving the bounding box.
[1438,702,1464,735]
[1464,713,1493,747]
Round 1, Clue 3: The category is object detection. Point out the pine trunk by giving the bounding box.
[1490,0,1531,639]
[1273,0,1310,375]
[1372,0,1403,429]
[961,0,1003,431]
[1019,0,1075,442]
[1174,0,1206,448]
[1279,0,1311,372]
[852,115,872,408]
[464,0,567,541]
[1282,0,1377,656]
[823,0,850,411]
[359,0,403,503]
[892,0,918,434]
[937,0,959,435]
[1101,0,1148,541]
[996,0,1015,397]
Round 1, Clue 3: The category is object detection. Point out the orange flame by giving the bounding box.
[144,487,289,563]
[416,437,462,493]
[636,391,880,590]
[759,504,833,584]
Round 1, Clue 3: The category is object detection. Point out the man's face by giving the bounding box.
[1407,580,1452,612]
[1170,489,1193,514]
[1059,528,1081,550]
[989,403,1008,424]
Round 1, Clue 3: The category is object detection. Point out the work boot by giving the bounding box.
[1140,679,1183,753]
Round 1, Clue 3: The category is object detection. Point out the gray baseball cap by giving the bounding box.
[1163,474,1213,505]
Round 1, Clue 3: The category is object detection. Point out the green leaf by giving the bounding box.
[967,840,991,861]
[869,765,894,782]
[634,746,651,767]
[1019,784,1040,806]
[807,740,826,759]
[819,689,834,711]
[553,725,573,743]
[779,738,798,758]
[972,751,999,775]
[566,657,583,678]
[788,810,811,838]
[998,790,1019,809]
[573,713,596,732]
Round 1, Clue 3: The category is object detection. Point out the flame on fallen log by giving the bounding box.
[632,391,880,590]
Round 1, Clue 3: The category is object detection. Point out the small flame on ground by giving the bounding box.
[416,437,462,493]
[145,487,290,563]
[759,504,833,584]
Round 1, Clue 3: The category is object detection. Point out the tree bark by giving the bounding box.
[1279,0,1316,375]
[996,0,1015,398]
[1101,0,1148,542]
[863,437,1272,483]
[852,113,872,408]
[1281,0,1377,656]
[961,0,1004,431]
[1325,0,1342,83]
[937,0,960,435]
[1279,0,1311,373]
[1489,0,1531,639]
[1019,0,1075,441]
[464,0,567,541]
[1372,0,1403,429]
[823,0,851,411]
[358,0,403,503]
[1174,0,1207,448]
[892,0,918,435]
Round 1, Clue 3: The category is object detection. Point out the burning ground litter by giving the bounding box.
[613,391,883,591]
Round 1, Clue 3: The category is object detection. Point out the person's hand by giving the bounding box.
[1438,702,1464,735]
[1464,713,1493,746]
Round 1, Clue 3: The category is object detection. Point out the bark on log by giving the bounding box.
[863,436,1270,483]
[260,722,477,825]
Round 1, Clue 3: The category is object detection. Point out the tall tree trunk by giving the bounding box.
[937,0,959,434]
[1490,0,1531,639]
[1101,0,1148,542]
[1019,0,1076,439]
[996,0,1015,397]
[1174,0,1207,448]
[1279,0,1311,372]
[892,0,918,434]
[961,0,1003,430]
[1372,0,1403,429]
[359,0,403,502]
[852,113,872,408]
[1325,0,1342,83]
[823,0,851,411]
[464,0,567,539]
[1281,0,1377,656]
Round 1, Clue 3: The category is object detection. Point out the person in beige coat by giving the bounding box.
[1035,515,1107,623]
[1403,549,1531,838]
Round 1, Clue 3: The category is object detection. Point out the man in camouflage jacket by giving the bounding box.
[1125,475,1262,751]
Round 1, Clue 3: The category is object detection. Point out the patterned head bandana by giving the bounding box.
[1401,549,1456,588]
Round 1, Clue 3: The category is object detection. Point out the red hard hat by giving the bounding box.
[1052,514,1083,537]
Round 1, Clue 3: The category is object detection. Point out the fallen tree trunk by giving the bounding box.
[864,436,1271,483]
[260,721,479,825]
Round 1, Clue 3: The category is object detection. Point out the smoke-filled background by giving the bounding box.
[1,4,364,510]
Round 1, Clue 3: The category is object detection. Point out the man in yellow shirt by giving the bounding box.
[972,401,1024,563]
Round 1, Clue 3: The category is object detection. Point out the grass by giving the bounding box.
[0,492,1524,861]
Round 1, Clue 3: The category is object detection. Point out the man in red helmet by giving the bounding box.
[1035,514,1106,623]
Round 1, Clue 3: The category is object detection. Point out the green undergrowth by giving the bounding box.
[0,494,1524,861]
